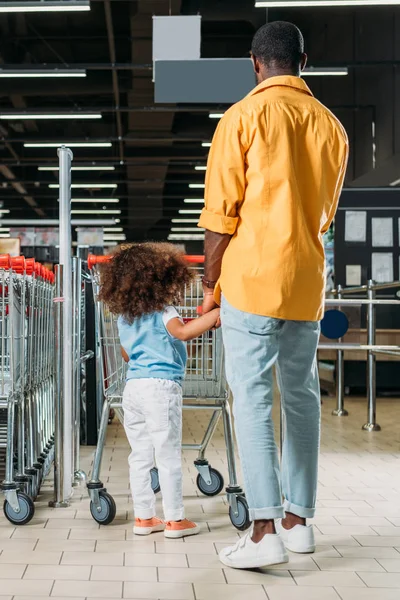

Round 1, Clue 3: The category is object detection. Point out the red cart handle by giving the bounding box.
[0,254,10,270]
[87,254,111,269]
[88,253,205,270]
[185,255,205,264]
[25,258,35,276]
[11,256,26,274]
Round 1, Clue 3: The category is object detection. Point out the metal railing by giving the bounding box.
[321,280,400,431]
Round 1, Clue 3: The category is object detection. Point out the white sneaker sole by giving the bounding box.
[219,553,289,570]
[285,543,315,554]
[164,525,201,539]
[133,524,165,536]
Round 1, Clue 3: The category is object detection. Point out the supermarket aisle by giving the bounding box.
[0,397,399,599]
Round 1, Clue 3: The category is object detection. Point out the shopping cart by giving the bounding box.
[0,255,55,525]
[86,253,250,530]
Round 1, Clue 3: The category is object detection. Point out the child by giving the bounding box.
[99,243,220,539]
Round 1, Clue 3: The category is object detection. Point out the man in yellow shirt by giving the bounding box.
[198,21,348,569]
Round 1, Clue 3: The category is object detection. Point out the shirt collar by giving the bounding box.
[248,75,314,98]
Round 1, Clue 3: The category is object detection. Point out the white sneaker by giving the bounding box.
[275,520,315,553]
[219,532,289,569]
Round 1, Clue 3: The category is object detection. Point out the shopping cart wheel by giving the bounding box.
[90,491,116,525]
[229,496,251,532]
[151,467,160,494]
[196,467,224,497]
[3,492,35,525]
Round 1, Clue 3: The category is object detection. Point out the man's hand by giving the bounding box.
[202,289,219,315]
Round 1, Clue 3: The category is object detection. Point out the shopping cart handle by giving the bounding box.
[25,258,35,276]
[88,253,204,269]
[0,254,10,269]
[87,254,111,270]
[185,255,205,264]
[11,256,26,274]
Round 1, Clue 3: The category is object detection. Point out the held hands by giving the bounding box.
[209,307,221,330]
[202,287,219,316]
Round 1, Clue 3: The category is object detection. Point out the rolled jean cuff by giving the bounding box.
[249,506,285,521]
[164,508,185,522]
[135,507,156,520]
[283,499,316,519]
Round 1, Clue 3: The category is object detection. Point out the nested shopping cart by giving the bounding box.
[86,253,250,530]
[0,255,55,525]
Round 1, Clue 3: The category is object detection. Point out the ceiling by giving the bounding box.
[1,0,400,248]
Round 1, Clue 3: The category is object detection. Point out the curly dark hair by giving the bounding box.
[98,242,194,322]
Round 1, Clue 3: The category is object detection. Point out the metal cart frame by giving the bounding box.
[86,253,250,530]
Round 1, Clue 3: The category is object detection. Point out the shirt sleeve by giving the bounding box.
[198,109,246,235]
[321,131,349,235]
[162,306,181,327]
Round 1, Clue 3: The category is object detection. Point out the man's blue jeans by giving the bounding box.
[221,297,321,521]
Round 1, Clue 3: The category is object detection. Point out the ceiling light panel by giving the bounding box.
[71,198,120,203]
[25,142,111,148]
[255,1,400,6]
[71,209,121,214]
[0,69,86,78]
[49,184,117,189]
[168,234,205,241]
[0,113,101,120]
[0,1,90,12]
[39,166,115,171]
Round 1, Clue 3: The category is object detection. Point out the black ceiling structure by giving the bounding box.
[1,0,400,247]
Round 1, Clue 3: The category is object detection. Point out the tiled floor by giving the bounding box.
[0,394,400,599]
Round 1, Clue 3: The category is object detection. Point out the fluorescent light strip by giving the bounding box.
[303,68,348,76]
[25,142,111,148]
[184,199,204,204]
[103,227,123,232]
[0,1,90,12]
[69,199,120,204]
[195,166,207,171]
[49,184,117,189]
[179,209,202,215]
[0,210,10,215]
[71,210,121,214]
[172,219,199,223]
[0,69,86,78]
[0,229,10,233]
[104,235,126,241]
[39,166,115,171]
[0,113,101,120]
[390,178,400,187]
[168,234,205,241]
[255,1,400,6]
[189,184,205,189]
[0,219,116,226]
[171,228,205,232]
[0,234,10,238]
[202,142,212,148]
[209,113,224,119]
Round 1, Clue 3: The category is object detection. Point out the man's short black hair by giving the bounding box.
[251,21,304,71]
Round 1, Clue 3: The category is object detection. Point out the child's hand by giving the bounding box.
[210,308,221,330]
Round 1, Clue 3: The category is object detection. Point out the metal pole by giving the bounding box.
[332,285,348,417]
[362,280,381,432]
[49,265,68,506]
[58,146,74,502]
[72,257,86,484]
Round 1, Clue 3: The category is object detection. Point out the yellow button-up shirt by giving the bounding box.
[198,75,349,321]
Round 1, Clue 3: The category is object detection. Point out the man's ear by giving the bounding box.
[300,53,308,72]
[251,54,260,74]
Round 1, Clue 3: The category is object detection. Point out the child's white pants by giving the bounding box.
[122,378,184,521]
